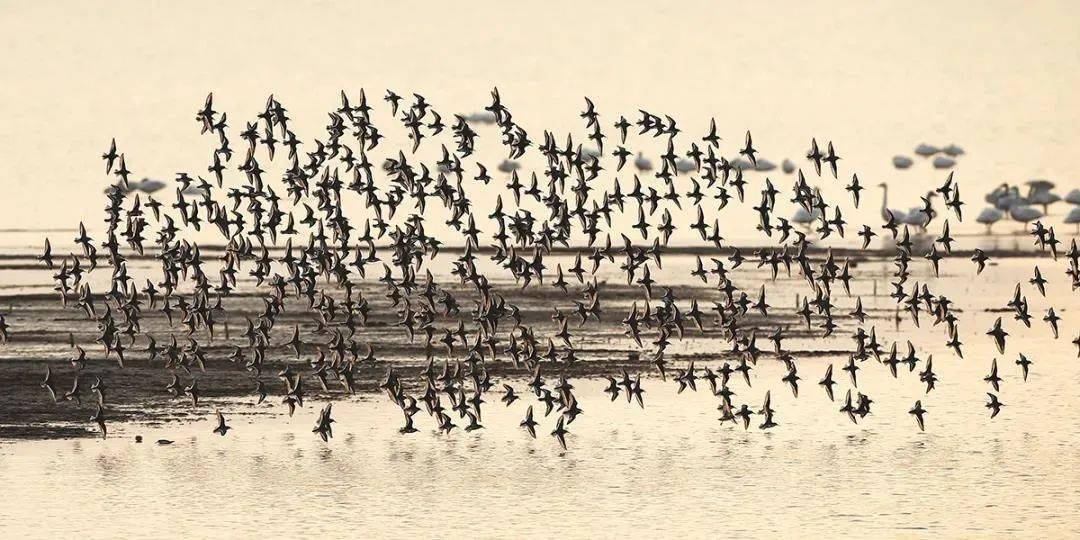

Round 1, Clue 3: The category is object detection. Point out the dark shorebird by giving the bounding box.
[24,88,1061,446]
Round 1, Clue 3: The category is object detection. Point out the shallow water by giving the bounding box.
[2,362,1078,538]
[1,244,1079,538]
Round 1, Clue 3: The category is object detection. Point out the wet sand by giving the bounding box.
[0,253,872,440]
[0,242,1069,444]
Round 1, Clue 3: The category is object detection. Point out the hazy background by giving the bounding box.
[0,0,1078,242]
[2,4,1080,536]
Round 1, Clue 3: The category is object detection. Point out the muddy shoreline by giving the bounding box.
[0,271,870,440]
[0,244,1025,440]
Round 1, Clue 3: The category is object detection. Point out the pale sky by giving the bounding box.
[1,1,1078,243]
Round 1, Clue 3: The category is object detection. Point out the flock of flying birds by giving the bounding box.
[17,89,1080,449]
